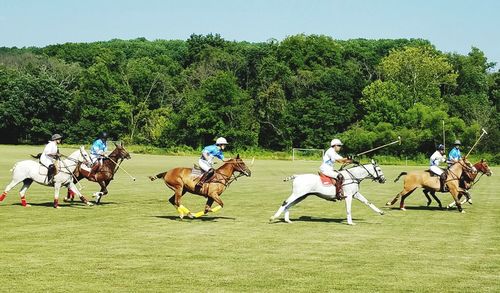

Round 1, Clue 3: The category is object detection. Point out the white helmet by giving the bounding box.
[330,138,343,146]
[216,137,228,145]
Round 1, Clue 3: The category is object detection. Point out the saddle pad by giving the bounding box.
[191,167,202,178]
[318,172,334,186]
[39,165,48,176]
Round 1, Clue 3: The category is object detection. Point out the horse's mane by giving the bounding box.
[31,153,42,159]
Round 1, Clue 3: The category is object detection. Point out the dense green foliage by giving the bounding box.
[0,35,498,158]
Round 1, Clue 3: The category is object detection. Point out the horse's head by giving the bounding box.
[229,154,251,177]
[79,146,92,167]
[368,159,386,183]
[112,141,131,160]
[474,159,492,176]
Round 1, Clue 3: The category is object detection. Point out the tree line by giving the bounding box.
[0,34,498,158]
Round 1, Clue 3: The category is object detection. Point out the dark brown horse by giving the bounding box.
[149,154,251,219]
[386,159,475,212]
[65,142,131,204]
[423,159,492,208]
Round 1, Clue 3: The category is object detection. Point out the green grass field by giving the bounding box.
[0,145,498,292]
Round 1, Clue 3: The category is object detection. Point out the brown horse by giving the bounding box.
[65,142,131,204]
[149,154,251,218]
[423,159,492,208]
[386,159,474,212]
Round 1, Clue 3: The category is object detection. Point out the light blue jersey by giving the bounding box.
[201,144,224,162]
[91,139,108,156]
[448,147,461,162]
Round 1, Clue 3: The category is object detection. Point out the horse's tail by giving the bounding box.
[149,172,166,181]
[283,175,296,182]
[394,172,408,182]
[31,153,42,159]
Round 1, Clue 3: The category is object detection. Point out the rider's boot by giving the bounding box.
[335,173,346,200]
[47,164,56,184]
[440,172,447,192]
[90,162,100,179]
[196,168,214,191]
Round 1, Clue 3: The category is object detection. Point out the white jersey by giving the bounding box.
[40,141,58,167]
[429,151,446,167]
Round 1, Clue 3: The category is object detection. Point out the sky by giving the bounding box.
[1,0,499,68]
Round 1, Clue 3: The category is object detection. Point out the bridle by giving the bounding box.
[342,162,384,185]
[209,160,250,187]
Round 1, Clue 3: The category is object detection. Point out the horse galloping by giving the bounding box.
[65,141,131,204]
[387,159,474,212]
[423,159,492,208]
[149,154,251,218]
[270,160,386,225]
[0,147,92,208]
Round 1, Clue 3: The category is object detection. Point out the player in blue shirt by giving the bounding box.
[196,137,228,190]
[90,132,109,174]
[448,140,462,166]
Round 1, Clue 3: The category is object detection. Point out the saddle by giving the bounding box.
[318,172,335,186]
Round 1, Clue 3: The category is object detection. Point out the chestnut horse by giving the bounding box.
[65,142,131,204]
[149,154,251,219]
[386,159,474,213]
[423,159,492,208]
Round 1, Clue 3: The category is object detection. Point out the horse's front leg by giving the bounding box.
[447,187,463,213]
[94,180,108,204]
[354,192,384,215]
[345,194,355,225]
[68,182,92,206]
[430,191,442,208]
[53,182,62,208]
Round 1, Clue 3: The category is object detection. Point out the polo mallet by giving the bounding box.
[106,156,136,181]
[356,136,402,157]
[442,120,446,152]
[465,128,488,158]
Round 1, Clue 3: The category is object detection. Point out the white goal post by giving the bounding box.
[292,148,325,162]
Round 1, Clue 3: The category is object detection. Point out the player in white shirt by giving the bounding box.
[40,134,62,183]
[429,144,447,191]
[319,138,353,199]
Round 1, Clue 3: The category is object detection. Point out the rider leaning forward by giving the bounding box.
[40,134,63,183]
[90,132,109,176]
[319,138,353,200]
[196,137,228,190]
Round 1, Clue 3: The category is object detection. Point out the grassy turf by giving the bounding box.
[0,145,498,292]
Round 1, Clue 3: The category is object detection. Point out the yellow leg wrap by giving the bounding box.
[179,205,191,214]
[211,206,222,213]
[194,211,205,218]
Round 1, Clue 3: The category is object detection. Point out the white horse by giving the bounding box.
[270,160,386,225]
[0,146,93,208]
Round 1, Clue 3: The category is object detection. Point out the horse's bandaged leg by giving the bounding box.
[211,206,222,213]
[0,191,7,201]
[21,196,28,207]
[179,205,191,214]
[194,211,205,218]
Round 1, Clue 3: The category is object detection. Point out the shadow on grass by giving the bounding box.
[270,216,358,224]
[387,205,446,211]
[11,202,94,209]
[154,215,236,221]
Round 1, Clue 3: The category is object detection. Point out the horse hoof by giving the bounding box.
[285,219,292,223]
[385,202,391,206]
[347,222,356,226]
[400,208,406,211]
[460,210,466,214]
[379,211,385,215]
[87,202,94,206]
[269,217,275,222]
[63,197,70,203]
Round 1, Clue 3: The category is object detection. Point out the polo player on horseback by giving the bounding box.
[448,140,462,165]
[90,132,108,178]
[319,138,353,200]
[40,134,62,183]
[429,144,447,191]
[196,137,228,190]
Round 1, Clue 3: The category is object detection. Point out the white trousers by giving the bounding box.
[319,165,339,178]
[198,159,212,172]
[429,165,444,176]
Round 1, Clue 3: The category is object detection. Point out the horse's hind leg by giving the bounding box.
[168,191,192,219]
[1,178,24,204]
[270,193,305,223]
[18,179,33,207]
[283,195,308,223]
[430,191,442,208]
[423,190,432,206]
